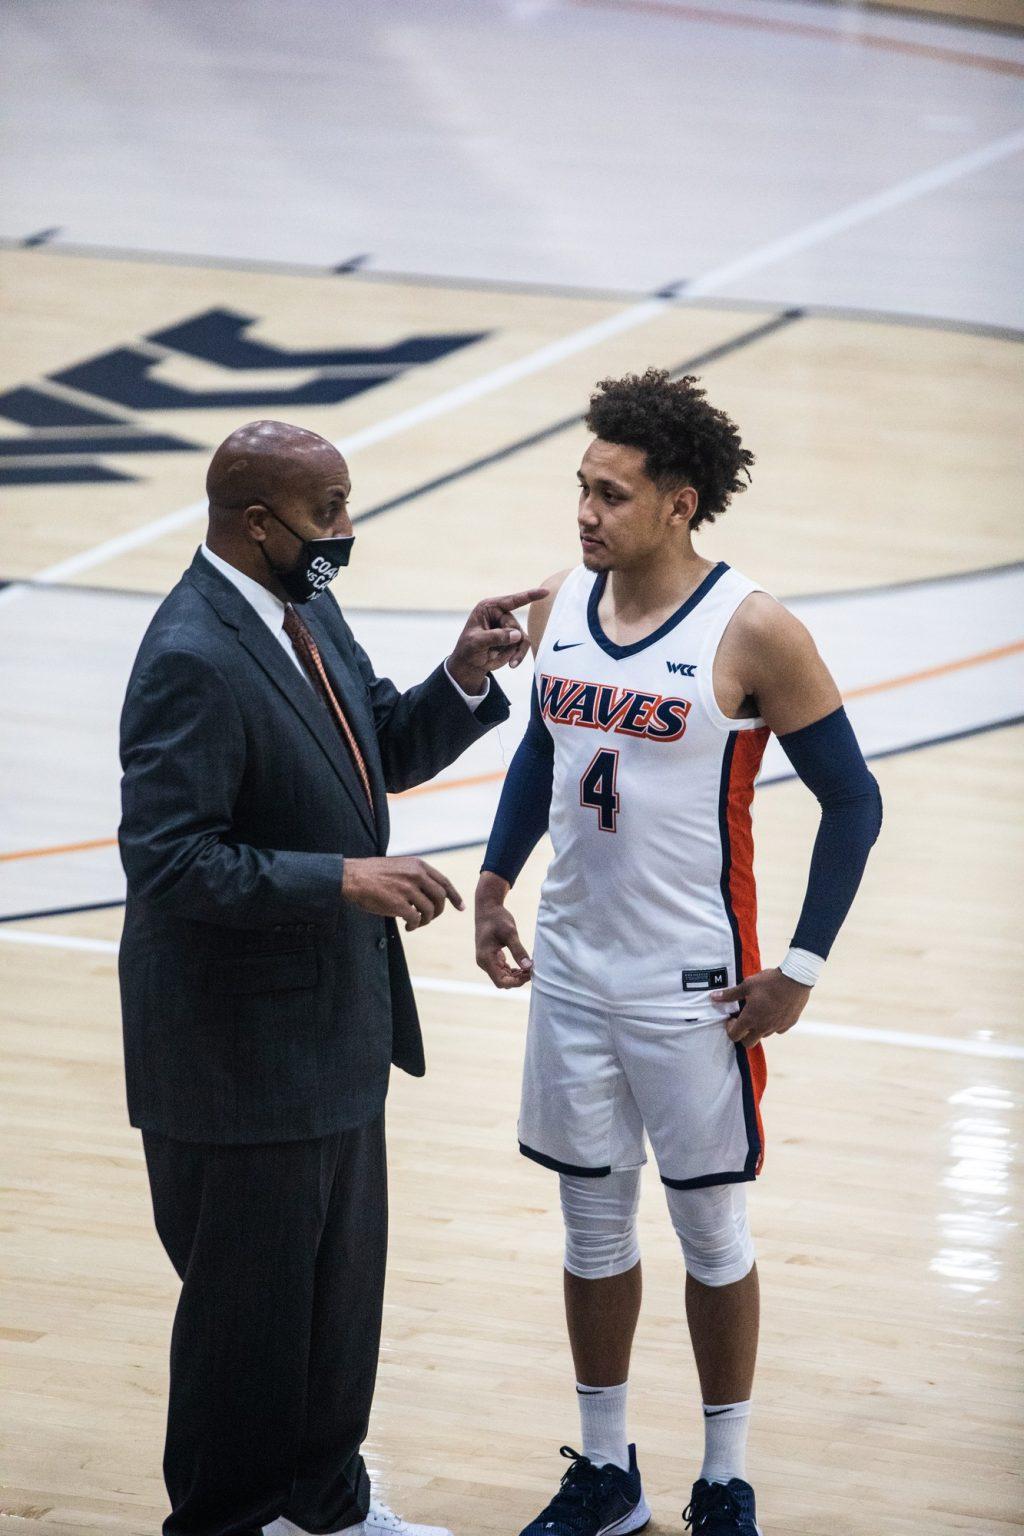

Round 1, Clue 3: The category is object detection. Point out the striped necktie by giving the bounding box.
[282,604,375,814]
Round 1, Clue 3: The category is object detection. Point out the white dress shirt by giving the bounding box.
[199,544,488,710]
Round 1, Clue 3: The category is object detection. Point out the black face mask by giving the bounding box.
[260,508,355,604]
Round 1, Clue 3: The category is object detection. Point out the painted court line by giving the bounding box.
[2,128,1022,608]
[573,0,1024,79]
[412,977,1024,1060]
[683,125,1024,298]
[0,930,117,955]
[0,927,1021,1061]
[0,834,119,865]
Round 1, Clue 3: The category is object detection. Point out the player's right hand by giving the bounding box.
[475,877,533,988]
[342,856,464,931]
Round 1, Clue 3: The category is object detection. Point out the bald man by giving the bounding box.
[118,421,539,1536]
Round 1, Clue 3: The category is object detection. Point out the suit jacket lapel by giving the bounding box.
[186,553,378,839]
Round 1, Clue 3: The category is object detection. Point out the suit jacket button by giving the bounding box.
[377,935,386,951]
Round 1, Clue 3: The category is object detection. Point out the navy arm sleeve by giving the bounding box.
[480,685,554,886]
[777,705,883,959]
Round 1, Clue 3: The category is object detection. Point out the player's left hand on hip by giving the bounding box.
[448,587,550,692]
[711,968,812,1047]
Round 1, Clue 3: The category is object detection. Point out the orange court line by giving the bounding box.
[391,768,506,800]
[3,637,1022,865]
[571,0,1024,79]
[0,834,118,865]
[843,637,1024,699]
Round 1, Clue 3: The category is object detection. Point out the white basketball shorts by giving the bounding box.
[518,983,767,1189]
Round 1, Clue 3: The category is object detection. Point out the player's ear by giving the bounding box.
[670,483,699,527]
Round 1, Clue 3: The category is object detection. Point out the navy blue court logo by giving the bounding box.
[1,307,487,488]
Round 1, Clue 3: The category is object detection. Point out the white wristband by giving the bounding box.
[778,947,825,987]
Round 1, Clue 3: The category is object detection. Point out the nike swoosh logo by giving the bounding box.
[553,640,583,651]
[703,1407,734,1417]
[576,1388,605,1395]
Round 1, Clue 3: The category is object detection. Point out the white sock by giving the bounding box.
[700,1399,751,1484]
[576,1380,630,1471]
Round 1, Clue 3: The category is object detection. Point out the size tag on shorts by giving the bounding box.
[682,967,728,992]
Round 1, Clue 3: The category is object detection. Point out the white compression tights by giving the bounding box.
[559,1170,755,1288]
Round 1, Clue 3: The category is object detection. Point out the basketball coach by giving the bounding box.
[118,419,540,1536]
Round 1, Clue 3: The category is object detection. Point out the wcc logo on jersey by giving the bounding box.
[1,307,486,488]
[539,672,691,742]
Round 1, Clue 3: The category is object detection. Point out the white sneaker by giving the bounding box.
[263,1499,454,1536]
[359,1498,453,1536]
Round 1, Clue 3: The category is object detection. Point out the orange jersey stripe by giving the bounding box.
[724,726,771,1173]
[725,726,770,978]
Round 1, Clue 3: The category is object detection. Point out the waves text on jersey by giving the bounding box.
[538,673,691,742]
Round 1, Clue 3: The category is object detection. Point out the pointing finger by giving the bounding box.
[488,588,550,612]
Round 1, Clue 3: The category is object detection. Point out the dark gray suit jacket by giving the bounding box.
[118,549,509,1144]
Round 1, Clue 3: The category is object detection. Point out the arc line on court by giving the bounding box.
[571,0,1024,78]
[6,236,1021,342]
[0,926,1020,1062]
[788,0,1024,41]
[2,124,1021,610]
[3,558,1019,610]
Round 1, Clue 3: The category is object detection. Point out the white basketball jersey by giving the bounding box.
[532,561,770,1016]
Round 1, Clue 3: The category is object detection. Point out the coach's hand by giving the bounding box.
[447,588,550,694]
[343,856,464,931]
[475,873,533,989]
[710,969,812,1048]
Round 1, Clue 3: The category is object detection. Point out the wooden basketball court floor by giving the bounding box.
[2,3,1023,1533]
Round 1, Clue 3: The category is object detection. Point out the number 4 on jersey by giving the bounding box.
[580,748,621,832]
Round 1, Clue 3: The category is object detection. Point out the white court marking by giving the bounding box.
[1,125,1022,611]
[1,925,1021,1061]
[682,126,1024,298]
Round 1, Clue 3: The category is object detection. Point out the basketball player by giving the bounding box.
[475,370,882,1535]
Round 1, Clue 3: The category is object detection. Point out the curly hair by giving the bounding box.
[584,369,754,530]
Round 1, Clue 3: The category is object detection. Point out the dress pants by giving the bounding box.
[142,1114,388,1536]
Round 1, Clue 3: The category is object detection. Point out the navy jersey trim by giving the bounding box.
[587,561,730,660]
[734,1041,764,1177]
[519,1142,612,1177]
[660,1168,757,1190]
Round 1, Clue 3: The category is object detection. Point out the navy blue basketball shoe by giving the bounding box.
[519,1445,651,1536]
[683,1478,762,1535]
